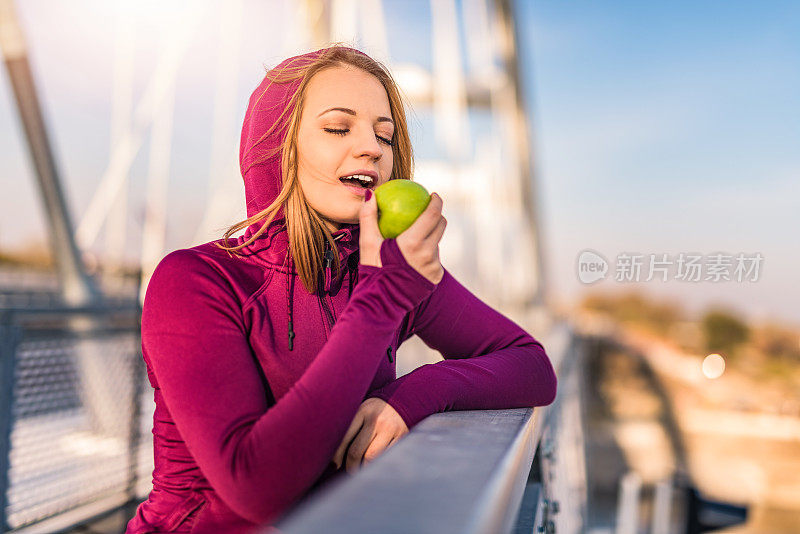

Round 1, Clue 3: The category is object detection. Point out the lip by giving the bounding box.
[338,169,379,190]
[340,182,371,197]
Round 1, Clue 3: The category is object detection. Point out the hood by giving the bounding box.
[237,47,363,283]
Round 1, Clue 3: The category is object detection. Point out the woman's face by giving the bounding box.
[296,65,395,231]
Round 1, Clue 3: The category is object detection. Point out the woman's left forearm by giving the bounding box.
[368,340,557,429]
[368,266,558,428]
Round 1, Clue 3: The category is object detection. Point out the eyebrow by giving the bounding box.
[317,107,394,125]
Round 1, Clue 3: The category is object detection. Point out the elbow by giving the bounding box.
[243,505,289,528]
[216,477,296,526]
[533,342,558,407]
[543,366,558,406]
[216,437,325,525]
[204,444,304,525]
[211,476,280,525]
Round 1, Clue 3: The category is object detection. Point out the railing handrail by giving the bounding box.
[274,322,575,534]
[275,408,537,534]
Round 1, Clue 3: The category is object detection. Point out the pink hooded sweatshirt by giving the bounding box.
[126,47,557,534]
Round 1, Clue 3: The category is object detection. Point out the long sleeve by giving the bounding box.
[368,267,557,428]
[140,238,434,525]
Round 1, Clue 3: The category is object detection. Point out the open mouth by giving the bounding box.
[338,173,376,189]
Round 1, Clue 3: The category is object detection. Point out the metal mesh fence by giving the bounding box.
[1,306,150,531]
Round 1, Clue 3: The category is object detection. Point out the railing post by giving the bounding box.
[651,478,673,534]
[0,312,21,532]
[615,471,642,534]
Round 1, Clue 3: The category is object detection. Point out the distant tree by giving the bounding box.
[702,309,749,357]
[754,324,800,363]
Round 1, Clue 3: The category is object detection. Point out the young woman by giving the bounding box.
[126,45,557,534]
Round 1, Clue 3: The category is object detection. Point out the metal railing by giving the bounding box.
[0,302,149,533]
[275,321,579,534]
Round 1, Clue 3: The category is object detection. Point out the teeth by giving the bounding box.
[342,174,374,186]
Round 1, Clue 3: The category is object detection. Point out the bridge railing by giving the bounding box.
[275,320,579,534]
[0,303,147,533]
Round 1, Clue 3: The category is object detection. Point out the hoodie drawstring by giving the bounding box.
[286,240,356,351]
[287,253,296,351]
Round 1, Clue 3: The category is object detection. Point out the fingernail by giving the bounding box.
[365,190,372,201]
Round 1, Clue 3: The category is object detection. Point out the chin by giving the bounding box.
[324,211,359,229]
[340,200,363,224]
[340,214,360,226]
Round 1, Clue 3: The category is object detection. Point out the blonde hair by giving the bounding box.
[215,46,413,294]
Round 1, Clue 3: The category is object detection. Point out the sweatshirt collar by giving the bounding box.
[236,218,360,291]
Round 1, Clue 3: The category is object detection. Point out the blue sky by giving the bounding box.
[519,1,799,324]
[0,1,797,323]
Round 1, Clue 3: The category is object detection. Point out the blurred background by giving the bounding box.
[0,0,798,533]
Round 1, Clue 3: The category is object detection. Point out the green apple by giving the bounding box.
[374,179,431,239]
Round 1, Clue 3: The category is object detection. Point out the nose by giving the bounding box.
[352,126,383,161]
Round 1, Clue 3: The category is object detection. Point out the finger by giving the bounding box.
[414,192,443,240]
[423,215,447,246]
[362,431,393,466]
[386,435,399,449]
[402,192,443,241]
[345,420,376,473]
[359,191,383,243]
[333,412,364,469]
[374,434,401,460]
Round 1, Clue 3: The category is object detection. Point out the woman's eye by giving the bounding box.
[324,127,392,146]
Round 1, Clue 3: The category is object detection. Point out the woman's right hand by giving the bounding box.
[359,190,447,285]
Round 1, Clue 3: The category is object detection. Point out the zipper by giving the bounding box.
[326,248,339,323]
[320,247,336,332]
[320,234,351,332]
[320,297,335,332]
